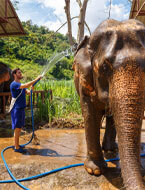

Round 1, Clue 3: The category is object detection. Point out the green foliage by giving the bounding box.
[35,80,81,122]
[0,20,79,122]
[0,20,74,80]
[50,56,74,80]
[36,92,55,122]
[0,57,43,81]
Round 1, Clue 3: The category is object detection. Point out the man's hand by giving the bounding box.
[36,75,43,81]
[26,89,30,95]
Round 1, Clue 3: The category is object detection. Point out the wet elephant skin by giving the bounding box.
[73,19,145,190]
[0,62,13,114]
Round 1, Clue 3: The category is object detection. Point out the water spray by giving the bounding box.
[41,45,76,77]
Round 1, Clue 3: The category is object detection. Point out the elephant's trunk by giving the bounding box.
[110,64,145,190]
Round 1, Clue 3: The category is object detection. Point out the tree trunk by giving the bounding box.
[110,64,145,190]
[77,0,89,43]
[64,0,74,46]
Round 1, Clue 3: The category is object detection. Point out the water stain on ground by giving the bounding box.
[0,121,145,189]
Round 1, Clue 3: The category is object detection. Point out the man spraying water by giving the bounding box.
[9,46,75,153]
[10,68,43,153]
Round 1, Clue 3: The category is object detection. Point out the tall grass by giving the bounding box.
[35,80,81,122]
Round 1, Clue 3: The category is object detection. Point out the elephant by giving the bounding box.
[0,61,13,114]
[73,19,145,190]
[0,61,10,84]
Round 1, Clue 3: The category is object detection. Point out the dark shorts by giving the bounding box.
[11,108,25,130]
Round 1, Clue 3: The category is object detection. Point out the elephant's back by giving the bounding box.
[0,62,13,91]
[0,62,9,79]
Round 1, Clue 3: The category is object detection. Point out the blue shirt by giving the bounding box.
[10,81,26,109]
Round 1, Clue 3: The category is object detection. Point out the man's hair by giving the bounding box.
[12,68,20,77]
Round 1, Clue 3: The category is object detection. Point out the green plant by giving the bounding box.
[35,80,81,122]
[35,91,55,123]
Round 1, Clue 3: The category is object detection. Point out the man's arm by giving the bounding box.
[20,75,42,89]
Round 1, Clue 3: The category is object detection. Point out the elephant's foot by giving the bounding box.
[84,158,107,176]
[102,141,118,159]
[103,150,119,160]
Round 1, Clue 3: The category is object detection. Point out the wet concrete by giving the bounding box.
[0,123,145,189]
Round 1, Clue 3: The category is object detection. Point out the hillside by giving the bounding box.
[0,20,74,81]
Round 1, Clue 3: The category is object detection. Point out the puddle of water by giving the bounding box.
[0,129,86,165]
[1,128,145,165]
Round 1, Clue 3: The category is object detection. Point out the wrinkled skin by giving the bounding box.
[73,19,145,190]
[0,62,13,114]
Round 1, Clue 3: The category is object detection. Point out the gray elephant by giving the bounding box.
[73,19,145,190]
[0,61,13,114]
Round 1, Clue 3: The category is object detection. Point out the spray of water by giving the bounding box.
[41,45,77,77]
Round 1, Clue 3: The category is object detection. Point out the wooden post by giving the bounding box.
[36,92,39,105]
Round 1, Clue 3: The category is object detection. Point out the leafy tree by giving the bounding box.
[50,57,74,80]
[1,21,74,80]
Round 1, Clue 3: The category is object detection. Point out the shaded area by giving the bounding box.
[0,0,26,36]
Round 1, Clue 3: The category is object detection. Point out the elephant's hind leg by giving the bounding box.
[102,115,118,154]
[80,92,107,175]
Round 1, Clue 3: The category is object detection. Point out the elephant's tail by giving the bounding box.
[109,63,145,190]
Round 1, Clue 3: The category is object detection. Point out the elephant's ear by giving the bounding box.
[74,36,90,55]
[73,35,94,96]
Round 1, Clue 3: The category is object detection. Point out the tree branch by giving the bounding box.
[64,0,74,45]
[108,0,112,19]
[45,17,77,42]
[77,0,89,43]
[76,0,82,7]
[76,0,91,36]
[45,16,91,43]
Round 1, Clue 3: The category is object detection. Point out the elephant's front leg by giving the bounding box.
[80,93,107,175]
[110,65,145,190]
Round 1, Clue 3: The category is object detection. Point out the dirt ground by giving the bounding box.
[0,115,145,190]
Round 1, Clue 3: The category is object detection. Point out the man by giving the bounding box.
[10,68,42,153]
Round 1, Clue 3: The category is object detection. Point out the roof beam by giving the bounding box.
[0,0,26,37]
[129,0,145,25]
[134,2,145,18]
[0,17,8,23]
[5,0,8,19]
[0,23,8,34]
